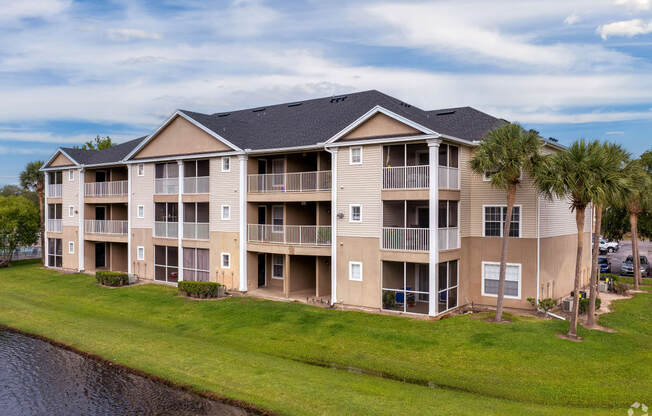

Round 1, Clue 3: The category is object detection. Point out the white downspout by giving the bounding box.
[325,147,337,305]
[127,165,132,276]
[177,160,184,282]
[536,192,540,303]
[239,154,248,291]
[428,139,441,316]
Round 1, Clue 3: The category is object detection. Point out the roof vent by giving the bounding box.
[330,95,348,103]
[217,113,231,117]
[399,102,411,108]
[436,110,456,116]
[288,102,302,107]
[252,108,265,113]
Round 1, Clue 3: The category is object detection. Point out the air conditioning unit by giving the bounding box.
[599,281,609,293]
[561,297,573,312]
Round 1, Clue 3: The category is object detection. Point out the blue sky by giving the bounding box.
[1,0,652,185]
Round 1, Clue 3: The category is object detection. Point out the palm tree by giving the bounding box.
[535,139,604,338]
[470,123,541,322]
[20,161,44,264]
[621,159,652,290]
[587,143,628,327]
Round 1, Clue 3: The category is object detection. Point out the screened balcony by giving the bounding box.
[183,202,209,240]
[248,224,332,246]
[382,201,429,252]
[381,142,459,190]
[84,219,128,235]
[248,151,332,193]
[155,162,179,194]
[85,180,128,197]
[47,171,62,197]
[154,202,178,238]
[183,159,209,194]
[46,203,62,232]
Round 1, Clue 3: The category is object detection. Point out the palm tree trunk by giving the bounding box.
[587,204,602,327]
[629,211,640,290]
[495,183,516,322]
[568,207,585,338]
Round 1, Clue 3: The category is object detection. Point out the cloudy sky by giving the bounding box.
[1,0,652,185]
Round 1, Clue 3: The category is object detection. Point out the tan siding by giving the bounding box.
[336,144,382,238]
[131,163,154,229]
[341,113,420,140]
[62,169,79,228]
[209,157,239,233]
[61,226,79,270]
[539,195,577,238]
[130,228,154,280]
[133,116,232,159]
[49,153,75,167]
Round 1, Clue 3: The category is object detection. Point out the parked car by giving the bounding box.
[598,256,611,274]
[599,239,619,254]
[620,255,650,277]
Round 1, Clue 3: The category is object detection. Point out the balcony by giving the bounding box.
[438,166,459,190]
[154,221,178,238]
[85,181,128,197]
[84,219,128,235]
[48,184,62,198]
[183,222,209,240]
[438,227,459,250]
[155,178,179,194]
[383,166,428,189]
[47,219,62,233]
[382,227,429,252]
[248,171,331,193]
[183,176,209,194]
[248,224,332,246]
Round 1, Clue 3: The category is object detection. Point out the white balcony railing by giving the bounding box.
[248,170,331,193]
[154,221,178,238]
[248,224,332,245]
[48,184,62,197]
[438,166,459,190]
[155,178,179,194]
[438,227,459,250]
[84,219,128,235]
[84,180,128,197]
[382,227,429,251]
[183,176,209,194]
[47,219,62,233]
[183,222,209,240]
[382,166,429,189]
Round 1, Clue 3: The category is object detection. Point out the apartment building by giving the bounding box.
[42,90,592,316]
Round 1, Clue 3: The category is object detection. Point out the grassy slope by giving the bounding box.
[1,261,650,415]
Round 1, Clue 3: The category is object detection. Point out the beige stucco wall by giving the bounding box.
[61,226,78,270]
[209,157,240,233]
[131,227,154,280]
[211,231,240,289]
[540,232,592,300]
[336,236,381,309]
[131,163,154,229]
[336,144,382,238]
[133,116,232,159]
[110,243,128,272]
[341,113,420,140]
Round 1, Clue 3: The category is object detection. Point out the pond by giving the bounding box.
[0,329,253,416]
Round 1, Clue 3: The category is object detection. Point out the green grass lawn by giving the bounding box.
[1,260,650,415]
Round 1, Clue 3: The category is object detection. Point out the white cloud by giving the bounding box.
[598,18,652,39]
[0,129,137,145]
[614,0,651,10]
[605,130,625,134]
[0,0,70,22]
[564,13,580,25]
[0,145,53,155]
[106,28,162,41]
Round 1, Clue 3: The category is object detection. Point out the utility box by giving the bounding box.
[599,281,609,292]
[561,297,573,312]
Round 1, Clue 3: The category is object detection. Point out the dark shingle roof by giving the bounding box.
[179,90,505,151]
[61,136,146,165]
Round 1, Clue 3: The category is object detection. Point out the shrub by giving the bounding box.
[613,281,630,295]
[600,273,619,283]
[178,281,222,298]
[527,297,558,314]
[95,271,128,287]
[578,297,601,315]
[382,291,396,309]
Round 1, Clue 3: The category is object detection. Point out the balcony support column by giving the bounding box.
[177,160,184,282]
[326,147,337,305]
[127,165,132,275]
[78,168,84,272]
[428,139,441,316]
[239,155,248,291]
[44,173,49,266]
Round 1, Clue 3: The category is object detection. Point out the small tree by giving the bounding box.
[0,196,40,267]
[19,161,44,264]
[470,123,541,322]
[77,135,114,151]
[535,139,604,338]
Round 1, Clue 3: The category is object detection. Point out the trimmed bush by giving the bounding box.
[178,281,222,298]
[600,273,619,282]
[613,281,630,295]
[578,297,601,315]
[95,271,129,287]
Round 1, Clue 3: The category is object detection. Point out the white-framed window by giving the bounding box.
[221,252,231,269]
[68,170,74,181]
[272,254,284,279]
[221,205,231,220]
[137,246,145,261]
[47,238,62,267]
[137,163,145,176]
[68,241,74,254]
[482,261,521,299]
[272,205,283,232]
[349,261,363,281]
[137,205,145,219]
[222,156,231,172]
[349,204,362,223]
[350,146,362,165]
[483,205,521,238]
[68,205,74,217]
